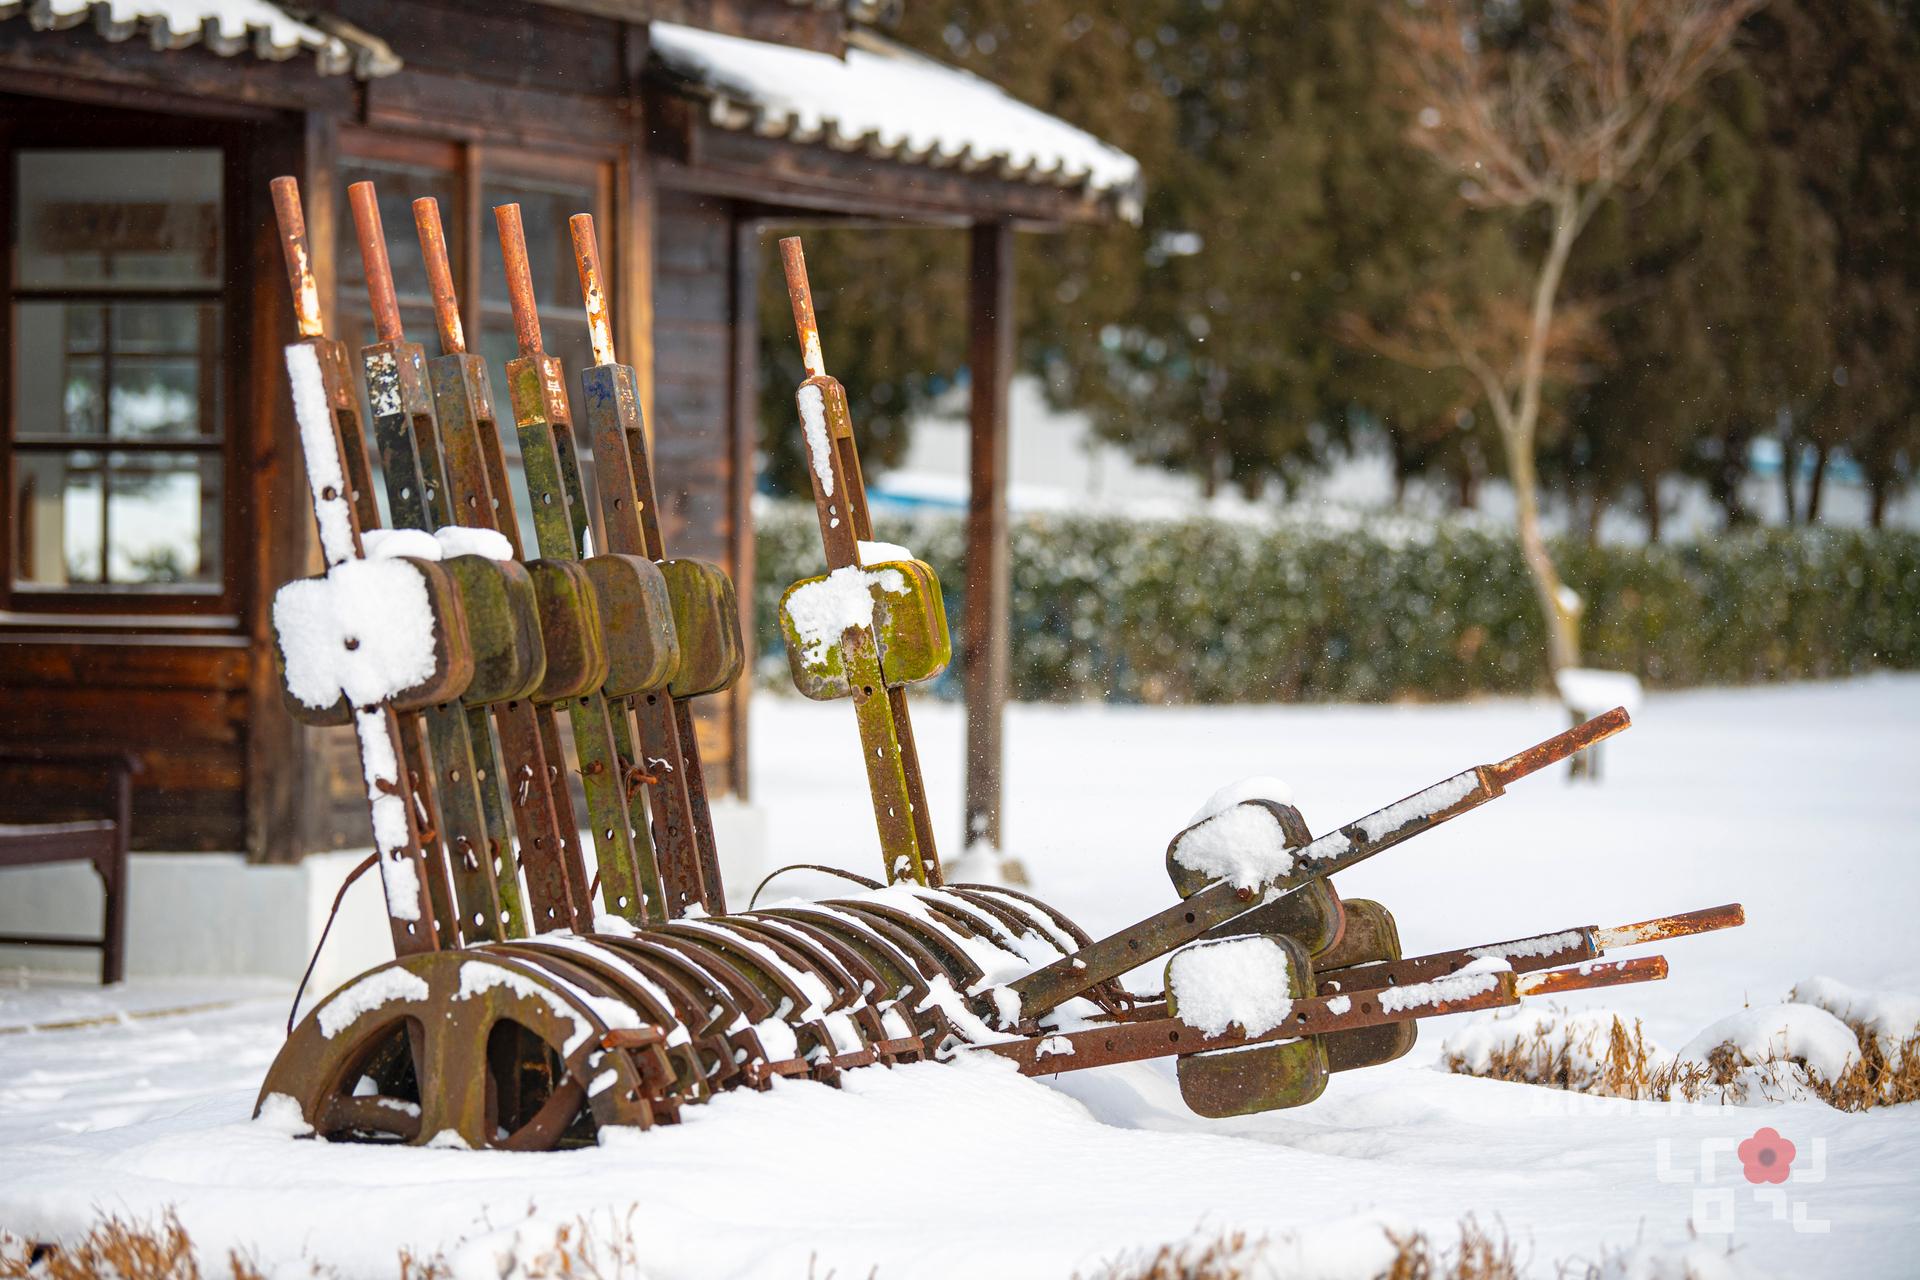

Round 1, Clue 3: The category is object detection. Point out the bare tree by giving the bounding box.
[1370,0,1757,675]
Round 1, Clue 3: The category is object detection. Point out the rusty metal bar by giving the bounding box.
[778,237,825,378]
[1010,712,1632,1020]
[1487,707,1631,788]
[405,199,595,934]
[987,952,1670,1077]
[1594,903,1745,950]
[778,237,943,887]
[268,177,324,340]
[346,182,404,346]
[571,214,618,369]
[571,213,729,917]
[273,177,440,955]
[1516,954,1668,996]
[412,197,467,357]
[495,201,666,925]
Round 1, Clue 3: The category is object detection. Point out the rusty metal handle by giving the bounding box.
[495,203,543,359]
[569,214,617,368]
[1487,707,1631,789]
[269,176,324,339]
[347,181,404,345]
[778,237,826,378]
[1595,903,1744,951]
[412,197,466,356]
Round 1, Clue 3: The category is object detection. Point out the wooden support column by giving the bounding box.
[962,220,1014,853]
[727,215,760,799]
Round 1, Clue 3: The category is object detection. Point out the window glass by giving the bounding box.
[15,302,220,441]
[10,449,221,589]
[16,150,223,290]
[9,146,227,598]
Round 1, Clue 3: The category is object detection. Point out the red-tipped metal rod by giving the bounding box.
[495,203,544,360]
[346,181,404,345]
[570,214,617,368]
[269,176,324,339]
[779,237,826,378]
[412,197,466,356]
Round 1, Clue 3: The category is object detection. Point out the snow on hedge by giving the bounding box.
[1677,1003,1862,1082]
[1788,976,1920,1057]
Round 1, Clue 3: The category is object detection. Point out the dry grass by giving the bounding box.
[1688,1026,1920,1112]
[1445,1014,1671,1100]
[1078,1219,1519,1280]
[0,1207,656,1280]
[0,1210,260,1280]
[1380,1218,1520,1280]
[1448,1010,1920,1111]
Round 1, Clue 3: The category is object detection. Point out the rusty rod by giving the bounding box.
[570,214,617,368]
[778,237,826,378]
[268,176,324,339]
[989,952,1671,1077]
[1488,707,1631,789]
[412,197,466,356]
[495,203,544,359]
[346,181,404,345]
[1516,954,1668,996]
[1595,903,1745,950]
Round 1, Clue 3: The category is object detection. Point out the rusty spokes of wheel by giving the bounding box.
[258,951,670,1149]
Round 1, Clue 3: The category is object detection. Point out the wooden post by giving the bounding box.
[727,217,760,800]
[962,220,1014,854]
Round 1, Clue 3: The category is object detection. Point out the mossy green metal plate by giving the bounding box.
[660,558,744,699]
[582,553,678,698]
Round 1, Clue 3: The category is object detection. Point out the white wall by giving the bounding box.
[0,799,766,991]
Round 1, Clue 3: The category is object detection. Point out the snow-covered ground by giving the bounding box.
[3,677,1917,1277]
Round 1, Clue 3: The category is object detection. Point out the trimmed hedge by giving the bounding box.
[754,503,1920,703]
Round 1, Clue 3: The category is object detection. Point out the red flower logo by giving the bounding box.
[1738,1126,1796,1185]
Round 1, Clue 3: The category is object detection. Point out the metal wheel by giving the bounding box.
[258,952,659,1150]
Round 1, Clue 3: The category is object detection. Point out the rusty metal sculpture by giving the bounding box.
[257,187,1744,1148]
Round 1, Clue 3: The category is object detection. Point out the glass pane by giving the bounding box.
[12,451,103,585]
[14,302,219,441]
[16,150,222,290]
[10,450,221,590]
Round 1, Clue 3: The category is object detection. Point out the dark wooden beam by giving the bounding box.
[244,115,329,863]
[962,220,1014,854]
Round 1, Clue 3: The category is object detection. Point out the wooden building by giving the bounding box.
[0,0,1139,904]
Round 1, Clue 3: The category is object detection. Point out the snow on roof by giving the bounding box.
[1,0,401,78]
[650,22,1144,222]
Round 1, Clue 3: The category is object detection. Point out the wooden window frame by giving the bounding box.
[0,112,249,626]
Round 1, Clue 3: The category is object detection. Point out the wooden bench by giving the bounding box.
[0,749,139,984]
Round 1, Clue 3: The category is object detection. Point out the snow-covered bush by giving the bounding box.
[755,504,1920,703]
[1443,983,1920,1110]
